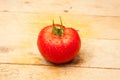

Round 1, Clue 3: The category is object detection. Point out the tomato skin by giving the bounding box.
[37,24,81,64]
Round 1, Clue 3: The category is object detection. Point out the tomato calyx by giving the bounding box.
[52,17,64,36]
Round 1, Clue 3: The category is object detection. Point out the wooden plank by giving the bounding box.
[0,38,120,68]
[0,64,120,80]
[0,12,120,39]
[0,0,120,16]
[0,12,120,68]
[0,1,120,80]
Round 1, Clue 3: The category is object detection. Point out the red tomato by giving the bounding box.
[37,19,81,64]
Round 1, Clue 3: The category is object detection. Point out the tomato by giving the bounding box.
[37,18,81,64]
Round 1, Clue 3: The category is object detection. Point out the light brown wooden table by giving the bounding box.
[0,0,120,80]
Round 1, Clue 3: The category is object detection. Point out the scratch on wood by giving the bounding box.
[64,10,69,13]
[24,1,30,4]
[0,46,13,53]
[2,10,9,12]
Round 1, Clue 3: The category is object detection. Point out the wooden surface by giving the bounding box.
[0,0,120,80]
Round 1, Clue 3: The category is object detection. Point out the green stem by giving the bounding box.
[52,17,64,36]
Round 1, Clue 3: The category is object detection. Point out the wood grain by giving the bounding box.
[0,12,120,40]
[0,0,120,80]
[0,38,120,68]
[0,12,120,68]
[0,64,120,80]
[0,0,120,16]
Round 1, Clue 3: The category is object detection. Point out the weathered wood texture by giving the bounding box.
[0,0,120,80]
[0,64,120,80]
[0,0,120,16]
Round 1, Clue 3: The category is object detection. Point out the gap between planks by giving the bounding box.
[0,11,120,17]
[0,62,120,70]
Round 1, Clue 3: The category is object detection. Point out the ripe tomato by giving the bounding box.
[37,18,81,64]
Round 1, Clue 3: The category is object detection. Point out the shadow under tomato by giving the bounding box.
[71,49,93,65]
[48,49,93,67]
[47,52,84,67]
